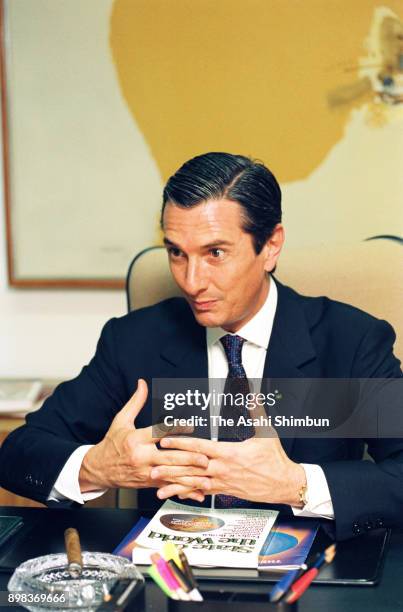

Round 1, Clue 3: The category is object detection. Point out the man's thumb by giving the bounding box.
[113,379,148,429]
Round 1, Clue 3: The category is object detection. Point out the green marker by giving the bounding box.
[148,565,179,600]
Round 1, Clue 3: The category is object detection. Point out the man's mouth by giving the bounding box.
[191,299,218,311]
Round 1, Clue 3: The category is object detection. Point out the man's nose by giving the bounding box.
[183,258,208,296]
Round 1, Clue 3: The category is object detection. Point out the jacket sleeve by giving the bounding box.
[321,318,403,541]
[0,318,127,503]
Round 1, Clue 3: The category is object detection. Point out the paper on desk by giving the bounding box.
[132,500,278,568]
[0,380,43,414]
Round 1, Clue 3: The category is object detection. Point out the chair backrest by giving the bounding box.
[126,246,181,311]
[126,241,402,360]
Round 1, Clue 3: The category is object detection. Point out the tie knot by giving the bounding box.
[220,334,245,366]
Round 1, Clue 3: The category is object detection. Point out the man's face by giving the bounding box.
[162,199,282,332]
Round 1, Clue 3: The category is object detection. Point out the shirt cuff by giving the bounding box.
[47,445,107,504]
[291,463,335,520]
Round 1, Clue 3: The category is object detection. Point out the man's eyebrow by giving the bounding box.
[200,240,234,248]
[163,238,234,249]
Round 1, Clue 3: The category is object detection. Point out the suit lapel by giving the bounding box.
[262,281,317,456]
[159,311,208,378]
[155,306,210,437]
[264,281,317,377]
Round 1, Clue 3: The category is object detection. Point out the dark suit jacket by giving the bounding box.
[0,281,402,541]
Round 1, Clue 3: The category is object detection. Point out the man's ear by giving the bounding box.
[263,224,285,272]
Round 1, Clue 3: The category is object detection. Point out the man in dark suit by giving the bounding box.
[0,152,402,541]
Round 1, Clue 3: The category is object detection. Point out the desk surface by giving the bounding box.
[0,507,402,612]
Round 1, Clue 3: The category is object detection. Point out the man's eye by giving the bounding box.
[168,247,182,258]
[210,248,224,258]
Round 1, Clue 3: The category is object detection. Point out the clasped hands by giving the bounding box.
[80,379,305,507]
[153,434,305,507]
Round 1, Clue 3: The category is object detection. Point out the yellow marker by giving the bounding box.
[163,542,183,570]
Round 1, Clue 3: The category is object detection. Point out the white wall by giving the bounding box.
[0,156,126,380]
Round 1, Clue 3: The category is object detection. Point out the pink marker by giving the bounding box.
[151,553,190,601]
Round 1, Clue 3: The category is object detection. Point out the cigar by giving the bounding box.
[64,528,83,578]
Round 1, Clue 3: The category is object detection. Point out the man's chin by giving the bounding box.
[191,310,222,328]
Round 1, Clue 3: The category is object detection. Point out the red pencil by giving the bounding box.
[285,544,336,603]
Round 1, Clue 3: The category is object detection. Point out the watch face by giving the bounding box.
[299,485,308,506]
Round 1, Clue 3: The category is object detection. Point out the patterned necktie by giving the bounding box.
[216,334,255,508]
[218,334,255,441]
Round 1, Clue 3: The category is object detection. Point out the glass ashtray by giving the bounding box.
[8,551,144,611]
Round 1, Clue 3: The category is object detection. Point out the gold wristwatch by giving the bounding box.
[298,483,308,507]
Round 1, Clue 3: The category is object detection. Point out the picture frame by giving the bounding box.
[0,0,162,288]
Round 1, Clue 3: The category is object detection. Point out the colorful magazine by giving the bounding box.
[258,519,318,571]
[113,516,150,560]
[113,512,318,572]
[123,500,278,569]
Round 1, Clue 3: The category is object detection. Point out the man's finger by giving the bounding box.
[250,401,273,439]
[160,436,221,457]
[113,379,148,429]
[151,449,209,468]
[146,422,194,443]
[150,465,208,480]
[158,475,211,490]
[157,482,210,500]
[178,491,206,503]
[158,485,205,503]
[253,422,279,440]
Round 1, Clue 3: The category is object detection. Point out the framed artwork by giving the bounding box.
[0,0,163,287]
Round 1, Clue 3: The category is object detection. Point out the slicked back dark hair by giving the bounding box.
[161,152,282,254]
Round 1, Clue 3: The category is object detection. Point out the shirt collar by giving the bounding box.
[206,275,278,350]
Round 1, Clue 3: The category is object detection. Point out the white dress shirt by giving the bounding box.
[49,276,334,518]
